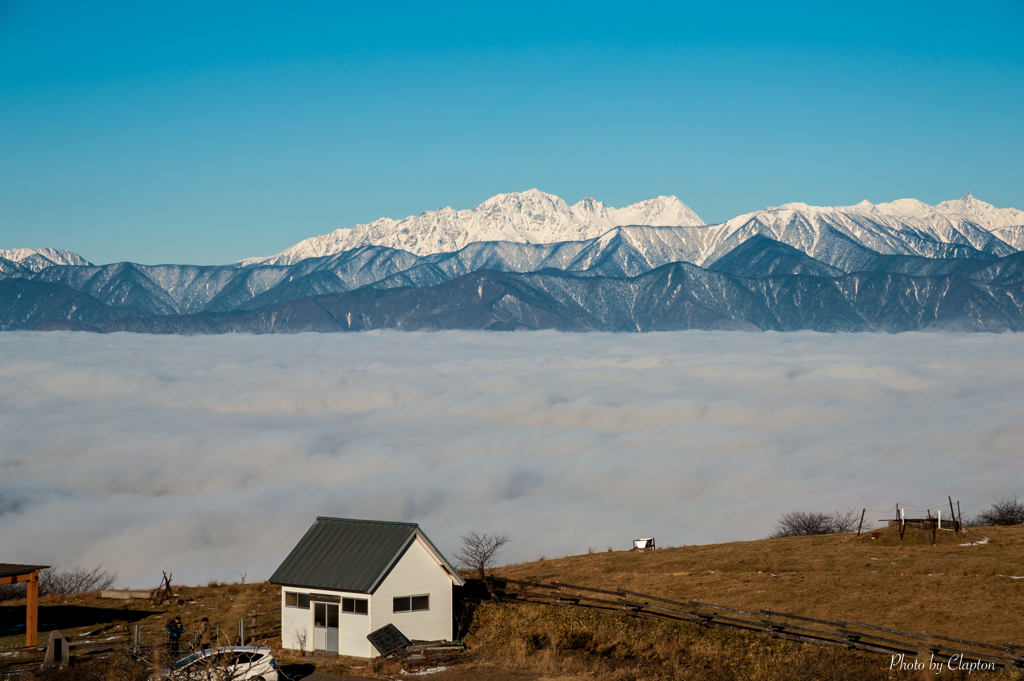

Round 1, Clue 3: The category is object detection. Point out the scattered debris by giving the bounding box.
[395,641,468,672]
[367,623,467,672]
[368,623,412,658]
[960,537,989,546]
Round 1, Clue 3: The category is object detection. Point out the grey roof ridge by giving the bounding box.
[315,515,418,527]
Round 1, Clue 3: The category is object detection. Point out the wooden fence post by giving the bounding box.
[949,496,958,533]
[26,570,39,647]
[857,509,865,536]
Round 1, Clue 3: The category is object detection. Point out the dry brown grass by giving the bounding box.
[458,600,1013,680]
[493,523,1024,645]
[3,526,1022,680]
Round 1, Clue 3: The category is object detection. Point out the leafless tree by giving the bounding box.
[769,509,859,538]
[0,564,117,600]
[454,530,511,580]
[970,496,1024,526]
[40,565,117,595]
[829,508,860,533]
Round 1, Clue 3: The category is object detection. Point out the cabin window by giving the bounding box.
[342,597,368,614]
[285,591,310,609]
[393,595,429,612]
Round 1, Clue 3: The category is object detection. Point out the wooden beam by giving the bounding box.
[0,573,35,586]
[26,570,39,647]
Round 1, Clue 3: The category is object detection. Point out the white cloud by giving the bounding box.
[1,330,1022,587]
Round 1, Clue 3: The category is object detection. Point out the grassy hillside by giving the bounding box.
[493,524,1024,644]
[2,524,1021,680]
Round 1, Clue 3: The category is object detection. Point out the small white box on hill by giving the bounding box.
[633,538,656,551]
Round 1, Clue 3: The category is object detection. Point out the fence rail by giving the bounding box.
[499,578,1023,670]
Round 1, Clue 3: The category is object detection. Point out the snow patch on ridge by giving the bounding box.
[239,190,705,266]
[0,248,92,271]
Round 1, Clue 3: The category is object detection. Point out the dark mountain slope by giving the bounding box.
[708,235,844,278]
[21,264,1024,335]
[0,279,150,331]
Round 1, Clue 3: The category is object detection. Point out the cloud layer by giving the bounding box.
[1,331,1022,587]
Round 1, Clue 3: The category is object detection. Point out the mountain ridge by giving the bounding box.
[237,191,1024,267]
[238,190,705,266]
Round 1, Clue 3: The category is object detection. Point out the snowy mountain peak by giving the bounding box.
[0,248,91,271]
[753,195,1023,233]
[240,190,705,266]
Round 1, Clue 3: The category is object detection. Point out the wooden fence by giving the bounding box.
[498,578,1023,671]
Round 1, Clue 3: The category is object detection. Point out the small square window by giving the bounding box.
[393,596,411,612]
[285,592,297,607]
[343,597,368,614]
[411,595,429,611]
[297,593,310,609]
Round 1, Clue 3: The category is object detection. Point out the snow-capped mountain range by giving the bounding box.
[0,248,91,272]
[4,189,1024,334]
[239,190,1024,267]
[238,190,705,266]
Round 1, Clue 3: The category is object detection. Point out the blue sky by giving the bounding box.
[2,1,1022,265]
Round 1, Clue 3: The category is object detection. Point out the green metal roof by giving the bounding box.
[268,517,462,594]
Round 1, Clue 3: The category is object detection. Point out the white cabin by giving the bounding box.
[269,517,465,658]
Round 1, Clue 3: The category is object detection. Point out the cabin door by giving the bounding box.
[312,601,339,654]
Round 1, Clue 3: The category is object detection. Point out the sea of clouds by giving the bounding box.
[1,330,1022,588]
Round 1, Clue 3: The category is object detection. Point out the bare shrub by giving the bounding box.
[40,565,117,595]
[455,530,512,580]
[829,507,860,533]
[970,496,1024,526]
[0,565,116,601]
[769,509,858,538]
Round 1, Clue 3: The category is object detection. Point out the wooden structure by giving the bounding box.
[0,563,49,646]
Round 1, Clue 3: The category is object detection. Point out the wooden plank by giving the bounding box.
[617,588,694,610]
[768,630,850,649]
[687,609,765,629]
[920,645,1016,666]
[763,620,844,640]
[688,600,763,619]
[617,598,699,621]
[551,580,627,598]
[837,628,921,650]
[502,578,559,591]
[556,592,625,608]
[760,609,839,627]
[836,617,918,640]
[917,630,1014,653]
